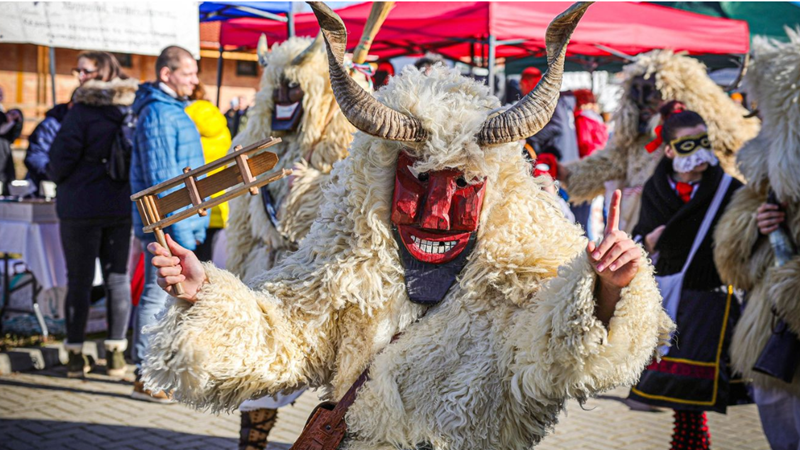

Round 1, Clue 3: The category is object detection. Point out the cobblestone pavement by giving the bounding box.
[0,363,771,450]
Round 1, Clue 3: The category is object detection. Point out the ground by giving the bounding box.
[0,362,771,450]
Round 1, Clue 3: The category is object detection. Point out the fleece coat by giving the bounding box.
[714,29,800,395]
[143,64,674,449]
[563,50,760,233]
[225,37,357,282]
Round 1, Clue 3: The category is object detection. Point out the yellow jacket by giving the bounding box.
[185,100,232,229]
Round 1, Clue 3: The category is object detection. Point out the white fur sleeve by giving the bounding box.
[141,263,314,412]
[509,249,674,403]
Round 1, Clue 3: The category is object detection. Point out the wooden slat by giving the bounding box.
[157,185,193,216]
[144,169,292,233]
[156,151,279,216]
[196,150,278,199]
[130,137,282,201]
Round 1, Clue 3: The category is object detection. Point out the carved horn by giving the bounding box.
[257,34,269,67]
[478,2,592,145]
[308,2,427,142]
[291,32,325,66]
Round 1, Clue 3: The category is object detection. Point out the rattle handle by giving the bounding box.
[153,228,186,296]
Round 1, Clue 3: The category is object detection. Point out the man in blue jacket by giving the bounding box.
[130,45,208,402]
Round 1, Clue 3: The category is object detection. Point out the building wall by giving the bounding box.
[0,43,260,147]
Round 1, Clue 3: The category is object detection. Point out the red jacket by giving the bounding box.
[575,109,608,158]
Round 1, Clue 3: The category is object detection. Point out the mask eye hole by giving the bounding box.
[701,138,710,147]
[288,81,299,89]
[680,141,695,151]
[417,172,430,183]
[456,177,468,188]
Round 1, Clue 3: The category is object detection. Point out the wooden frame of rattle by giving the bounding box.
[131,137,290,296]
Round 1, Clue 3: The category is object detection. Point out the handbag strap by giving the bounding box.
[680,174,732,274]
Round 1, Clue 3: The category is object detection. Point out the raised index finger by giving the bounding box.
[606,189,622,236]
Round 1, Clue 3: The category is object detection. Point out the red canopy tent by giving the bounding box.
[220,2,750,92]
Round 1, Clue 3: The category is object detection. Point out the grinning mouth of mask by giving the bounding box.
[276,102,300,120]
[393,226,477,305]
[272,101,304,131]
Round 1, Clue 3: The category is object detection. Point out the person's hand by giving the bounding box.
[756,202,785,235]
[148,234,207,303]
[588,190,642,288]
[645,225,666,254]
[6,110,21,122]
[587,190,644,324]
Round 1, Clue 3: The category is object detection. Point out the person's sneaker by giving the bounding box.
[131,380,176,404]
[66,349,90,378]
[104,340,128,379]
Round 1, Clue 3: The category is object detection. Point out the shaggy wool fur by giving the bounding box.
[143,65,674,449]
[226,37,357,281]
[714,29,800,394]
[72,78,139,106]
[564,50,759,232]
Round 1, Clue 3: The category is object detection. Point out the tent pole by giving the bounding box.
[287,8,295,37]
[216,43,224,108]
[487,35,496,95]
[49,47,56,106]
[469,42,475,75]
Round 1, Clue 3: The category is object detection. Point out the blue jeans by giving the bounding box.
[132,235,169,366]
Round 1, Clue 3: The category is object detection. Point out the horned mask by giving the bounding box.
[309,1,590,304]
[257,33,325,131]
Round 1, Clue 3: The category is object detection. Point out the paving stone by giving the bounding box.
[0,370,773,449]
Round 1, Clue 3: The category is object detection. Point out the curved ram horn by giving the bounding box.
[291,32,325,66]
[478,2,592,146]
[257,34,269,67]
[308,1,427,142]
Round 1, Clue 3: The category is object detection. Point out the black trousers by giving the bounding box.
[60,217,132,344]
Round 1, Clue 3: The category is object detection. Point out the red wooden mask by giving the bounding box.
[391,152,486,264]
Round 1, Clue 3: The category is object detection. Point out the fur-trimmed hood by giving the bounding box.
[72,77,139,107]
[737,28,800,201]
[612,50,759,176]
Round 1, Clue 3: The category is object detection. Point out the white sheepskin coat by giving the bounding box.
[143,65,674,449]
[564,50,760,233]
[714,29,800,394]
[226,37,356,281]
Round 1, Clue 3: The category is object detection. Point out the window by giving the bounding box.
[113,53,133,68]
[236,60,258,77]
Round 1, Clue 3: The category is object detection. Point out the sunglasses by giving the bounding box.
[71,68,98,77]
[669,132,711,156]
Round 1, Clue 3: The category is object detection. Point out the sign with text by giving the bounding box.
[0,2,200,58]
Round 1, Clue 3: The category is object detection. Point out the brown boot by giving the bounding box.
[239,408,278,450]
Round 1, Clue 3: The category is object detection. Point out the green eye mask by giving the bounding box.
[669,132,711,156]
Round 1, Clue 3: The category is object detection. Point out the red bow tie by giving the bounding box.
[675,181,694,203]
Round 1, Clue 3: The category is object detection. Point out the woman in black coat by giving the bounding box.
[47,51,138,379]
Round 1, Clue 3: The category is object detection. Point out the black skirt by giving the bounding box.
[629,286,750,413]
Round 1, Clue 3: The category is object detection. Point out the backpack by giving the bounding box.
[107,106,137,181]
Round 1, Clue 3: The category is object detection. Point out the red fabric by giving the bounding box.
[575,112,608,158]
[130,253,144,307]
[675,182,694,203]
[645,359,716,380]
[221,2,750,58]
[646,125,664,153]
[533,152,558,180]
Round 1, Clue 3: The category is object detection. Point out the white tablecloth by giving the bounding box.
[0,219,66,290]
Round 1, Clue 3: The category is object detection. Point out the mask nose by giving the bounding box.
[419,173,456,230]
[275,85,290,103]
